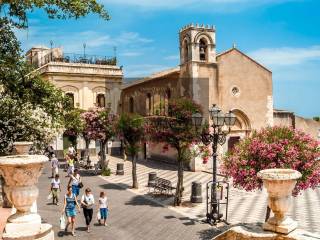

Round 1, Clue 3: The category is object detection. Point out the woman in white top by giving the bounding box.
[80,188,95,232]
[68,169,81,197]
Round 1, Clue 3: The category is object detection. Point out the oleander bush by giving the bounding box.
[222,126,320,196]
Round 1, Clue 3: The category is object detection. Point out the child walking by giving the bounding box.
[51,174,61,205]
[98,191,108,226]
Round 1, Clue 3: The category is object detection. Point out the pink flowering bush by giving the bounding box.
[221,126,320,196]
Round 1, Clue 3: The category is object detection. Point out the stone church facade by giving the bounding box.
[28,24,320,168]
[121,24,275,170]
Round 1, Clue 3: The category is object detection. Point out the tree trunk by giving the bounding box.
[101,141,107,169]
[174,150,184,206]
[132,154,138,189]
[85,138,90,161]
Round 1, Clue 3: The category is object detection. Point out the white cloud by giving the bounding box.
[164,54,179,60]
[249,46,320,67]
[17,27,153,55]
[124,64,172,77]
[120,51,143,57]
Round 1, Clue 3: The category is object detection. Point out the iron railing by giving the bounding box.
[42,53,117,66]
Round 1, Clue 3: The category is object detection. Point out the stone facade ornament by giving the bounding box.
[257,168,302,234]
[0,145,54,239]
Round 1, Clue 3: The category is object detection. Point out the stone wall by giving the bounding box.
[217,48,273,131]
[295,116,320,139]
[274,110,320,140]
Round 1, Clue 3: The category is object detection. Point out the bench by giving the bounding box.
[150,177,176,196]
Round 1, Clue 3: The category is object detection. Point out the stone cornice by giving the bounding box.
[37,62,123,77]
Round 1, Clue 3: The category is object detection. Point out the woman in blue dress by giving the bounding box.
[68,168,81,197]
[62,186,81,236]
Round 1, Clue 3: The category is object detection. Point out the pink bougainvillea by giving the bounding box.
[221,126,320,196]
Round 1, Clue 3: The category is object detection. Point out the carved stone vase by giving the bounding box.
[13,142,33,155]
[257,168,302,234]
[0,154,54,239]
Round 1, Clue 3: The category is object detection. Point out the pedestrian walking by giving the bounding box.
[98,191,109,226]
[51,154,59,178]
[80,188,95,232]
[68,169,82,197]
[68,144,76,159]
[66,154,74,177]
[62,186,81,237]
[51,174,61,205]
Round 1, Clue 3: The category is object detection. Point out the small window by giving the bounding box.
[166,88,171,100]
[199,38,207,61]
[146,93,152,115]
[66,93,74,108]
[129,97,134,113]
[96,94,105,108]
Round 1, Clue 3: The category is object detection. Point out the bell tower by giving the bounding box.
[179,24,218,120]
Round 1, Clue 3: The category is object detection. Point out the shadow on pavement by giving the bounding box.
[99,183,130,190]
[125,195,163,207]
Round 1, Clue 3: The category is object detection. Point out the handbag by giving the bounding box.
[96,211,101,220]
[78,181,84,189]
[60,215,66,230]
[47,192,53,200]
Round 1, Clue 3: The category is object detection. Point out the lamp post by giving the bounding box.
[192,104,236,224]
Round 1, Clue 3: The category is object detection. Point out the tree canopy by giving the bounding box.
[0,0,110,29]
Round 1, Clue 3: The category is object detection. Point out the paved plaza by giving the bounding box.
[1,155,317,240]
[104,156,320,234]
[36,162,219,240]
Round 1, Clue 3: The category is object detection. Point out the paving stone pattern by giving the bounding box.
[37,162,217,240]
[104,156,320,234]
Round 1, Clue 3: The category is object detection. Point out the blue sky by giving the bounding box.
[16,0,320,118]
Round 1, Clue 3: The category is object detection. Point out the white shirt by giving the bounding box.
[51,178,60,189]
[71,174,80,186]
[99,197,108,209]
[81,194,95,209]
[68,147,76,155]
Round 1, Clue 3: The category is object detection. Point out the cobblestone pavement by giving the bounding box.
[104,156,320,234]
[37,162,219,240]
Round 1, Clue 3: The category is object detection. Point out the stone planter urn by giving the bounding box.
[13,141,33,155]
[0,154,54,239]
[257,168,301,234]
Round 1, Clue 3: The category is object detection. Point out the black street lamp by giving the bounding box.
[192,104,236,224]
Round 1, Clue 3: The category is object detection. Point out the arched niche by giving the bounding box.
[230,109,251,135]
[226,109,251,152]
[194,32,214,45]
[180,34,191,64]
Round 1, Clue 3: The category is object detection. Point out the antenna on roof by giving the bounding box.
[50,40,54,61]
[113,46,117,58]
[83,43,86,58]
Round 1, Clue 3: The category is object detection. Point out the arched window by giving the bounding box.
[199,38,207,61]
[183,40,189,62]
[96,94,105,108]
[66,92,74,108]
[129,97,134,113]
[146,93,152,115]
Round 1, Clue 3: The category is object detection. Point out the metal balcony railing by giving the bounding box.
[42,53,117,66]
